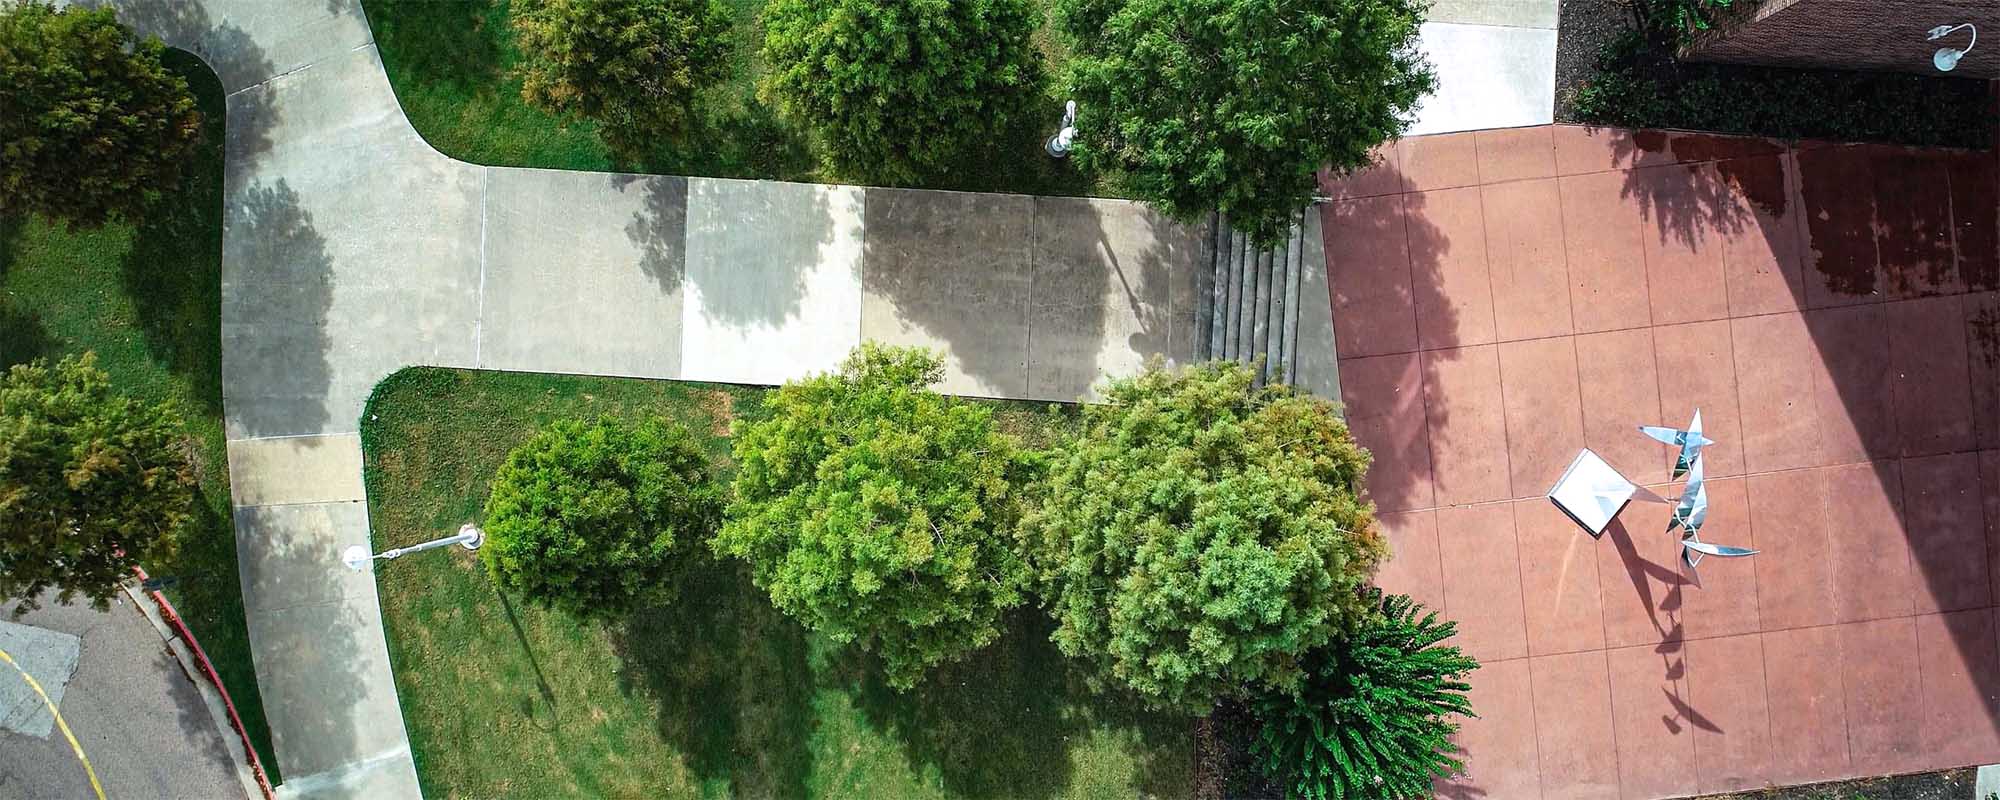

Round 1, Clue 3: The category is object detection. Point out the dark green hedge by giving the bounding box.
[1570,31,1995,150]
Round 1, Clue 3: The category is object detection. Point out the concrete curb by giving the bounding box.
[121,582,269,800]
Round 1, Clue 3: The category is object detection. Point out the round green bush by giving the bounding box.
[758,0,1041,184]
[510,0,734,152]
[1052,0,1433,246]
[0,2,202,225]
[713,344,1031,689]
[1021,360,1385,713]
[481,416,721,618]
[0,353,193,613]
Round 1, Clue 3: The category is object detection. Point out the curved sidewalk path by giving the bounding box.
[94,0,1267,796]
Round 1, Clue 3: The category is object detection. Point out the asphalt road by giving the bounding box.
[0,593,244,800]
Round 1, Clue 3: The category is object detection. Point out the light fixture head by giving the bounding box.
[1926,23,1976,72]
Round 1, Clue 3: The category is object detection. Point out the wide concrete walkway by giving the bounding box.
[1409,0,1558,135]
[1324,125,2000,799]
[96,0,1211,796]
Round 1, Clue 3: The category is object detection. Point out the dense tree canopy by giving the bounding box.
[1019,361,1383,712]
[758,0,1041,184]
[1250,591,1478,800]
[511,0,733,153]
[1053,0,1433,245]
[0,2,202,226]
[713,345,1031,689]
[482,416,721,618]
[0,354,192,613]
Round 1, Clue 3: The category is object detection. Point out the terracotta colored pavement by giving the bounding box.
[1320,125,2000,800]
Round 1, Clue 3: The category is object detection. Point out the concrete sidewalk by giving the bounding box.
[102,1,1215,796]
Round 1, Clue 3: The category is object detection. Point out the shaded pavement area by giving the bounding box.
[0,595,245,799]
[1321,125,2000,799]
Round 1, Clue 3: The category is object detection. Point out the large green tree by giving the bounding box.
[0,1,202,226]
[0,354,192,613]
[1020,360,1383,712]
[758,0,1041,184]
[713,344,1031,689]
[1054,0,1433,245]
[482,416,721,619]
[510,0,733,153]
[1251,591,1478,800]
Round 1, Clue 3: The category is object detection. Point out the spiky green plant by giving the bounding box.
[1249,590,1478,800]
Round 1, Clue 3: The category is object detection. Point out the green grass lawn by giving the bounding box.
[359,0,1108,197]
[0,51,276,776]
[360,367,1191,799]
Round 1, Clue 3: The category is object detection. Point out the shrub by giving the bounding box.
[0,2,202,226]
[713,344,1032,689]
[482,416,721,618]
[758,0,1041,184]
[1053,0,1432,246]
[1632,0,1736,46]
[511,0,733,153]
[0,353,192,614]
[1020,360,1384,713]
[1249,591,1478,800]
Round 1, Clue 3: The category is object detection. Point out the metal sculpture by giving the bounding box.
[1656,427,1757,585]
[1640,410,1716,480]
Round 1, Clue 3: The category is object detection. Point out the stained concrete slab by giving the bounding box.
[1406,22,1557,135]
[221,45,483,439]
[226,434,367,507]
[861,189,1034,398]
[480,169,686,379]
[681,178,864,385]
[1427,0,1560,28]
[1027,198,1208,401]
[1291,211,1341,400]
[0,620,81,739]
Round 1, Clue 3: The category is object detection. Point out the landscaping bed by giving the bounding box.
[0,50,276,775]
[1556,0,1993,150]
[360,367,1191,799]
[1695,768,1975,800]
[359,0,1102,197]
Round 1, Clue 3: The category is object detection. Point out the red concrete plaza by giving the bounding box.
[1321,125,2000,799]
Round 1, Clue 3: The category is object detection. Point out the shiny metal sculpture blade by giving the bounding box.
[1640,409,1715,479]
[1684,540,1759,557]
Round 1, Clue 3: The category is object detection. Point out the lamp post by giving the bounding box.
[1046,100,1078,158]
[1927,23,1977,72]
[342,523,483,572]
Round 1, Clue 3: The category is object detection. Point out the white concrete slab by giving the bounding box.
[0,620,81,739]
[681,178,864,386]
[1406,22,1557,135]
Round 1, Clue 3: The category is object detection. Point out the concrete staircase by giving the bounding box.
[1194,209,1338,397]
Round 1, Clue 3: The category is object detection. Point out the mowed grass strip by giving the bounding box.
[359,0,1106,197]
[361,367,1191,800]
[0,50,276,776]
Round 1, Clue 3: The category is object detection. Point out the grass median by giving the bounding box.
[360,366,1191,799]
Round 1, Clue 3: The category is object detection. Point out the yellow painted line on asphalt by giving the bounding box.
[0,644,106,800]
